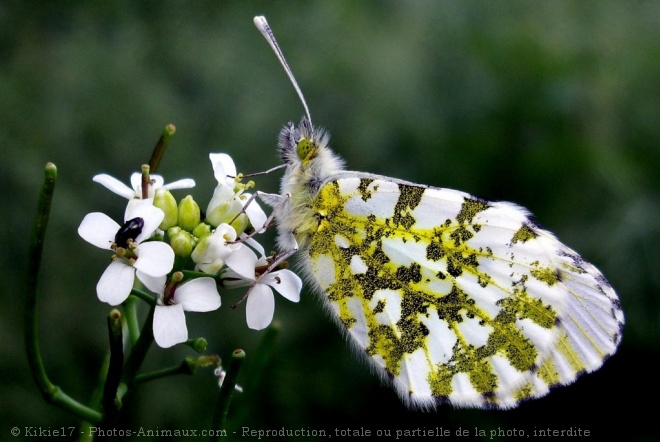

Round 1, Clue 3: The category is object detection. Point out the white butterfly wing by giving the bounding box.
[300,172,623,409]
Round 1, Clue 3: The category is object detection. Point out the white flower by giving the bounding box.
[222,238,302,330]
[206,153,267,232]
[78,200,175,305]
[153,277,221,348]
[191,223,255,278]
[93,172,195,219]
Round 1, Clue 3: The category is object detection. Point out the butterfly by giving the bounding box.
[251,15,624,409]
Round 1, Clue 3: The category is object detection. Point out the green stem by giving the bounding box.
[122,295,140,346]
[79,353,110,442]
[181,269,222,280]
[135,360,195,384]
[148,124,176,173]
[130,288,156,306]
[25,163,56,396]
[120,304,155,393]
[211,349,245,440]
[102,310,124,414]
[25,163,102,424]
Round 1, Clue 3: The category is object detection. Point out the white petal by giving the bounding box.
[126,202,164,243]
[93,174,135,199]
[133,241,174,276]
[130,173,142,193]
[220,275,253,288]
[225,244,258,280]
[136,271,166,294]
[78,212,120,250]
[246,284,275,330]
[263,269,302,303]
[162,178,196,191]
[197,259,224,275]
[150,175,165,190]
[206,183,235,214]
[97,260,135,305]
[130,173,164,199]
[242,194,268,233]
[153,304,188,348]
[210,153,237,185]
[124,198,155,218]
[191,224,238,264]
[174,278,221,312]
[123,198,142,222]
[221,266,255,283]
[242,235,266,258]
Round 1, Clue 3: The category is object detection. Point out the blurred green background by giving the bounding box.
[3,1,659,441]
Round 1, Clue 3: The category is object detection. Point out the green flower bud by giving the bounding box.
[206,197,244,228]
[154,188,178,230]
[167,226,182,238]
[205,200,231,227]
[192,222,212,239]
[230,213,249,236]
[169,229,195,258]
[178,195,201,231]
[186,338,208,354]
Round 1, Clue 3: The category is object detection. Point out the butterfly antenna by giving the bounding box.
[253,16,313,129]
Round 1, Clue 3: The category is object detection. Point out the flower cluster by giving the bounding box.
[78,154,302,348]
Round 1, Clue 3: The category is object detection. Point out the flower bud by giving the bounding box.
[154,188,178,230]
[205,200,231,227]
[230,213,249,235]
[187,338,209,354]
[206,196,245,228]
[193,222,211,239]
[169,228,195,258]
[178,195,201,231]
[167,226,182,237]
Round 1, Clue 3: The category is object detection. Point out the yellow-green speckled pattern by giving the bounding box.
[306,174,623,409]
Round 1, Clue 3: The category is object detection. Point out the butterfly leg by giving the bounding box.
[227,163,287,179]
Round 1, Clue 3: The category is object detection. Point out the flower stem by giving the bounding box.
[25,163,102,424]
[102,309,124,414]
[79,353,110,441]
[148,124,176,173]
[134,360,195,384]
[25,163,56,395]
[122,295,141,345]
[120,304,155,392]
[130,288,157,306]
[211,349,245,440]
[181,269,221,280]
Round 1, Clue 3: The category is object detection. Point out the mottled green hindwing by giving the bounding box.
[305,173,623,409]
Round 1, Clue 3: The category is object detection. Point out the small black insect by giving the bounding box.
[114,217,144,248]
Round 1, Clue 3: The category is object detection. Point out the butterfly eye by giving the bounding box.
[296,138,317,162]
[114,217,144,248]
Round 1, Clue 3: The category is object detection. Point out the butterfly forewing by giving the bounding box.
[302,173,623,409]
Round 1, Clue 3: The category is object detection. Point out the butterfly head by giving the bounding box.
[278,116,330,167]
